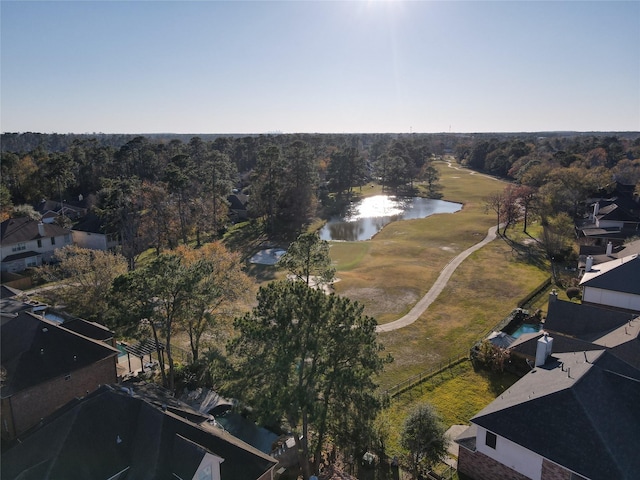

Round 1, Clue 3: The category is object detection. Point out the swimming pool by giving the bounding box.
[510,323,541,339]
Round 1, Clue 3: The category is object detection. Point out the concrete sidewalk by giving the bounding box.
[376,225,499,333]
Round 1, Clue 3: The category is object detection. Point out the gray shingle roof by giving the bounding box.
[1,385,278,480]
[471,350,640,480]
[580,254,640,295]
[544,297,634,338]
[1,217,71,244]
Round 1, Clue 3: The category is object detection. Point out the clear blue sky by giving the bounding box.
[1,1,639,134]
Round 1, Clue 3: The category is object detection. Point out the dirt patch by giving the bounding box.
[340,287,418,318]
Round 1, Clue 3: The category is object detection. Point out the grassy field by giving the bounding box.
[328,161,551,390]
[380,360,520,459]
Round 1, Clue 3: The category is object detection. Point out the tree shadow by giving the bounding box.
[499,234,547,270]
[245,263,278,282]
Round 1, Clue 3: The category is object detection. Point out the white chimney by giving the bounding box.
[593,202,599,219]
[37,222,46,237]
[585,256,594,272]
[606,242,613,256]
[535,333,553,367]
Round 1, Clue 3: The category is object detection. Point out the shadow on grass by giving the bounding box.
[499,234,547,270]
[223,221,269,260]
[245,263,278,282]
[472,364,520,397]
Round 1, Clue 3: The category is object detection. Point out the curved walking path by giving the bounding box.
[376,224,500,333]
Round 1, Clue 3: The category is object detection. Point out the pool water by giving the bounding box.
[117,343,128,357]
[511,323,541,339]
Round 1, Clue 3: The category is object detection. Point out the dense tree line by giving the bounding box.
[3,132,638,259]
[1,133,446,247]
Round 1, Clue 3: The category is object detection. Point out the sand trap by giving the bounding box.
[249,248,287,265]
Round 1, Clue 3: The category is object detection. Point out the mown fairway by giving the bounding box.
[329,161,550,390]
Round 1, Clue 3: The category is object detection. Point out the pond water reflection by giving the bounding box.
[319,195,462,241]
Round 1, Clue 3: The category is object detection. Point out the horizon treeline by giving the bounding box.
[2,131,639,263]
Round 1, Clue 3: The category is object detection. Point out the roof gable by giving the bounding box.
[544,298,633,338]
[580,254,640,295]
[1,217,71,244]
[1,385,277,480]
[471,351,640,480]
[1,312,118,398]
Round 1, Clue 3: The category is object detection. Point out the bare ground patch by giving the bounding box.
[340,286,418,319]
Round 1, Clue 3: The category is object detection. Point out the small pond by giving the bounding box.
[319,195,462,241]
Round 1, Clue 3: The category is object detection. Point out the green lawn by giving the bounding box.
[380,360,519,459]
[328,161,550,389]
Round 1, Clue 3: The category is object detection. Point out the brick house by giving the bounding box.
[1,309,119,442]
[456,346,640,480]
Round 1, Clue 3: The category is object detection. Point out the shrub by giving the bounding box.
[566,287,581,300]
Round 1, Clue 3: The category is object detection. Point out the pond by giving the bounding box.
[319,195,462,241]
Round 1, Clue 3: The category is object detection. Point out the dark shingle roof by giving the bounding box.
[0,286,23,299]
[61,318,114,343]
[71,212,108,234]
[544,298,633,337]
[1,217,71,244]
[579,253,640,296]
[1,385,278,480]
[0,311,118,398]
[509,331,602,359]
[471,351,640,480]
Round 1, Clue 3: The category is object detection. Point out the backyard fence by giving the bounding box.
[383,276,552,400]
[517,276,552,309]
[383,352,468,399]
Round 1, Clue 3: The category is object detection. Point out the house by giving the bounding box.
[579,253,640,313]
[1,383,279,480]
[577,238,640,274]
[36,198,87,224]
[71,212,120,251]
[0,217,73,273]
[506,290,639,367]
[456,347,640,480]
[576,185,640,244]
[0,309,119,442]
[227,193,249,222]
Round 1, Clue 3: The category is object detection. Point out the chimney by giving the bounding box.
[585,256,594,272]
[549,289,558,303]
[535,333,553,367]
[37,222,46,237]
[593,202,599,219]
[606,241,613,256]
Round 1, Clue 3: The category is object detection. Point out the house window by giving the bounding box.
[64,234,71,243]
[51,237,56,245]
[12,243,26,252]
[485,431,497,449]
[37,239,42,248]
